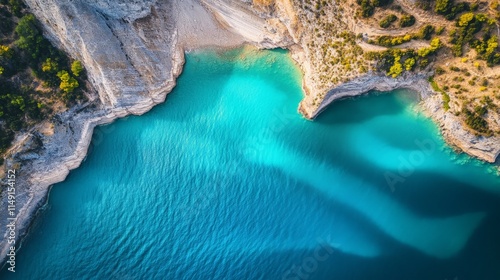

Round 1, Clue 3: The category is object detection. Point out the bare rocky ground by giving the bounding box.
[1,0,499,265]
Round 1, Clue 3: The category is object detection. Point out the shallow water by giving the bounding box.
[3,47,500,279]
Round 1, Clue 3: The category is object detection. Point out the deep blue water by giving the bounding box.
[2,47,500,279]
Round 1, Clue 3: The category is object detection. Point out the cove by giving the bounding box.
[2,47,500,279]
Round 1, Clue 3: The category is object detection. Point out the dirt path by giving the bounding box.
[350,0,451,42]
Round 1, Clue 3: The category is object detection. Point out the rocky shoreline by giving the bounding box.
[0,0,274,267]
[1,0,499,269]
[0,44,185,268]
[298,72,500,163]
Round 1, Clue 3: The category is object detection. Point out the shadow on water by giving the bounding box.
[385,169,500,217]
[290,88,500,218]
[314,90,410,126]
[175,237,500,280]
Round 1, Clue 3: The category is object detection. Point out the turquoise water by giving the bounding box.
[3,47,500,279]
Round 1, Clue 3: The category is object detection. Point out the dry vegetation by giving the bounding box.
[291,0,500,136]
[253,0,275,6]
[0,1,87,162]
[292,0,373,106]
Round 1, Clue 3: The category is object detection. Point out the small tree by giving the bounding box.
[42,58,59,72]
[404,57,416,70]
[359,0,374,17]
[57,70,79,93]
[380,14,398,28]
[388,55,403,77]
[419,25,435,40]
[0,45,13,58]
[8,0,23,17]
[399,15,416,27]
[435,0,452,15]
[15,14,43,58]
[10,95,25,111]
[71,60,83,77]
[458,12,474,27]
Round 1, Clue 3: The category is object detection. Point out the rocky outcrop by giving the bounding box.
[25,0,178,106]
[299,73,432,119]
[0,0,183,265]
[422,94,500,163]
[0,0,298,266]
[299,72,500,163]
[201,0,296,48]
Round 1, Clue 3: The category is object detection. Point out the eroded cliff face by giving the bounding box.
[1,0,499,266]
[0,0,298,262]
[23,0,296,106]
[25,0,177,106]
[201,0,297,48]
[82,0,157,21]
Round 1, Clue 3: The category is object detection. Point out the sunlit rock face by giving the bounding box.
[23,0,295,107]
[0,0,299,264]
[82,0,157,21]
[24,0,177,107]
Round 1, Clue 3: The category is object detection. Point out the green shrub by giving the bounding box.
[450,13,491,58]
[435,66,446,74]
[0,45,13,58]
[380,14,398,28]
[463,108,489,133]
[404,57,416,70]
[435,0,469,20]
[388,55,403,77]
[376,34,412,47]
[357,0,374,17]
[429,77,450,110]
[399,14,416,27]
[6,0,24,17]
[419,25,435,40]
[475,35,500,66]
[458,12,475,27]
[373,50,396,72]
[42,58,58,73]
[417,38,442,57]
[0,6,87,156]
[435,0,453,15]
[442,92,451,110]
[372,0,392,7]
[57,70,79,93]
[14,14,43,58]
[419,58,429,68]
[71,60,83,77]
